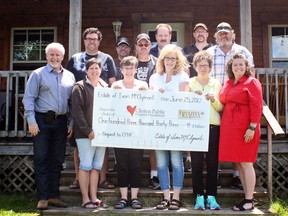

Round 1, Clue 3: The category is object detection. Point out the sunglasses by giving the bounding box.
[137,43,149,47]
[217,26,232,31]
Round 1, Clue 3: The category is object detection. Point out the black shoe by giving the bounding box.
[149,176,161,190]
[217,178,221,189]
[231,176,243,190]
[184,159,192,172]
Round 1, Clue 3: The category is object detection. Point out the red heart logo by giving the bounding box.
[127,105,137,116]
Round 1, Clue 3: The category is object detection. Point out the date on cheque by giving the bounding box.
[178,110,203,119]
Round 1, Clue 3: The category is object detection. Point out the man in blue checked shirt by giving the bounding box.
[22,42,75,210]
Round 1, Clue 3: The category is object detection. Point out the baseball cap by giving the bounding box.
[216,22,232,33]
[194,23,208,31]
[116,37,130,46]
[136,33,151,43]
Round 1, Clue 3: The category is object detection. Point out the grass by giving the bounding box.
[270,194,288,216]
[0,193,38,216]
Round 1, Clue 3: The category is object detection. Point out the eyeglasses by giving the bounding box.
[85,37,99,42]
[216,26,232,31]
[137,43,149,47]
[164,57,177,62]
[197,64,210,69]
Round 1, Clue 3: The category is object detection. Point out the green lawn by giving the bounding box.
[0,193,38,216]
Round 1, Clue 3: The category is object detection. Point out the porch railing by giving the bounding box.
[0,69,286,137]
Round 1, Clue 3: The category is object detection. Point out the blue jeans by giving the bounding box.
[156,150,184,190]
[33,113,67,200]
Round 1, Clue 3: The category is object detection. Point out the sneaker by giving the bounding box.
[184,159,192,172]
[149,176,161,190]
[194,194,205,210]
[231,176,243,190]
[206,195,221,210]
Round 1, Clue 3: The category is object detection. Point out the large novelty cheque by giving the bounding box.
[92,88,210,151]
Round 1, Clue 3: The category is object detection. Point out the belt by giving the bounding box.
[35,111,68,119]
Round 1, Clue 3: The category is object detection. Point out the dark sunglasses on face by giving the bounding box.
[217,26,232,31]
[138,43,149,47]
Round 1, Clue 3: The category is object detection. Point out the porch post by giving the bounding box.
[239,0,252,52]
[69,0,82,58]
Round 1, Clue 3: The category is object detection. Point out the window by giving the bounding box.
[269,25,288,68]
[11,27,57,70]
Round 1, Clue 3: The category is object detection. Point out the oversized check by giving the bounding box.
[92,88,210,151]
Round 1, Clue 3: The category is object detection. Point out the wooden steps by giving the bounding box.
[39,146,276,215]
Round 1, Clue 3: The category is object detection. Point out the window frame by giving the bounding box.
[269,24,288,68]
[10,27,57,70]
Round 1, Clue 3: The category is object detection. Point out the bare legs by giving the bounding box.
[79,169,100,205]
[233,162,255,210]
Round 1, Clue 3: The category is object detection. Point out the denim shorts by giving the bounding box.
[76,138,106,171]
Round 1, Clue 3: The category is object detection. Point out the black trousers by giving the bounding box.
[191,125,220,197]
[114,148,144,188]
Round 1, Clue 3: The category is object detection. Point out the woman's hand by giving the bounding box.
[194,90,203,95]
[138,86,147,91]
[205,93,216,103]
[159,88,165,93]
[244,129,255,143]
[113,85,122,89]
[88,131,95,140]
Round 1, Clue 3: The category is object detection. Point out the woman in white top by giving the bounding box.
[149,44,189,210]
[112,56,147,210]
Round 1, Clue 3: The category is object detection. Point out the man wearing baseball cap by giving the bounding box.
[183,23,213,77]
[207,22,255,191]
[207,22,254,85]
[114,36,131,80]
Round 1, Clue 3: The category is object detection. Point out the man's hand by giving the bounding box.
[28,123,40,136]
[67,126,73,139]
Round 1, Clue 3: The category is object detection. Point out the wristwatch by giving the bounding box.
[248,125,256,131]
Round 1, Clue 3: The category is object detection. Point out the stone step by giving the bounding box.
[59,186,268,207]
[40,186,273,216]
[60,169,238,188]
[42,206,275,216]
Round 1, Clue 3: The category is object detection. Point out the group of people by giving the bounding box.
[22,21,263,212]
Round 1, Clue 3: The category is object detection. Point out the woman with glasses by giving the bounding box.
[149,44,189,210]
[112,56,148,210]
[189,51,223,210]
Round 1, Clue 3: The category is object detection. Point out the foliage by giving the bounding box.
[270,195,288,216]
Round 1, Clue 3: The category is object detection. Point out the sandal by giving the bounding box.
[99,180,115,189]
[114,199,128,209]
[156,199,170,210]
[81,201,97,209]
[94,199,108,208]
[131,198,142,209]
[69,180,80,189]
[168,199,181,210]
[233,199,254,211]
